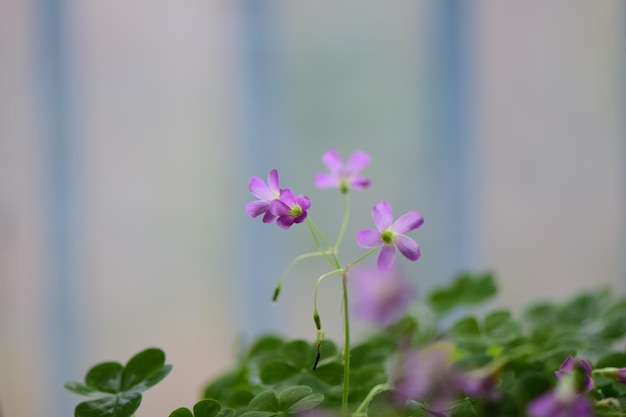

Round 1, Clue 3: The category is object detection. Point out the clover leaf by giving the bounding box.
[169,399,235,417]
[65,347,172,417]
[239,386,324,417]
[427,272,497,314]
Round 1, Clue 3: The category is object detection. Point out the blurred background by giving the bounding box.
[1,1,625,416]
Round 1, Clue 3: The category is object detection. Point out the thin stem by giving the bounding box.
[352,384,392,416]
[341,266,351,413]
[306,218,336,267]
[347,247,379,268]
[313,269,343,330]
[334,193,350,251]
[273,251,327,302]
[308,217,334,253]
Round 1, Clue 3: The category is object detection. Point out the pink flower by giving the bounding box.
[349,266,416,327]
[527,390,594,417]
[356,201,423,270]
[245,169,282,223]
[314,149,371,193]
[270,189,311,230]
[555,355,594,393]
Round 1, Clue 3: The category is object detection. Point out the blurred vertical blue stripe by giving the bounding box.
[433,1,472,274]
[38,0,80,416]
[239,0,280,336]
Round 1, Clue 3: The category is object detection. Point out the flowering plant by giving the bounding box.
[65,150,626,417]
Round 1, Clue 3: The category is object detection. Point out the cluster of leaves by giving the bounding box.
[425,273,626,416]
[64,348,171,417]
[65,274,626,417]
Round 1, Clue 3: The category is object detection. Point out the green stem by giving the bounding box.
[342,266,351,413]
[347,248,379,268]
[273,251,327,301]
[306,218,336,267]
[334,193,350,251]
[352,384,392,416]
[312,269,343,330]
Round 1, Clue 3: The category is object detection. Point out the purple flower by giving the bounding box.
[456,369,502,401]
[527,390,595,417]
[527,356,597,417]
[314,149,371,192]
[394,345,458,412]
[245,169,282,223]
[356,201,423,270]
[616,368,626,384]
[555,355,594,393]
[349,266,416,327]
[270,189,311,230]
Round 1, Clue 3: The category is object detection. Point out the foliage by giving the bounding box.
[66,275,626,416]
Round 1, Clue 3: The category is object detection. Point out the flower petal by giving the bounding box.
[377,244,396,270]
[372,201,393,231]
[293,211,308,224]
[391,211,424,234]
[262,210,276,223]
[270,199,291,217]
[278,188,295,206]
[350,176,371,190]
[346,151,371,173]
[276,216,295,229]
[267,169,280,192]
[321,149,343,173]
[356,229,383,247]
[248,177,273,200]
[314,173,340,189]
[395,235,421,261]
[246,200,269,218]
[294,194,311,211]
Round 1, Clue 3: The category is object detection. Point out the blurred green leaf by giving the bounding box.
[278,386,323,413]
[427,273,497,314]
[259,361,299,385]
[449,316,481,338]
[247,390,280,412]
[283,340,313,369]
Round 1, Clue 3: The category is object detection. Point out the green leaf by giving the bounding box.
[318,340,338,361]
[484,310,522,342]
[67,348,172,417]
[216,410,235,417]
[277,386,313,410]
[259,361,299,385]
[285,393,324,414]
[427,273,497,314]
[74,393,142,417]
[121,348,166,391]
[283,340,313,368]
[64,382,106,397]
[202,366,250,403]
[169,408,194,417]
[247,335,285,362]
[247,390,280,412]
[310,362,344,385]
[85,362,123,393]
[523,302,560,326]
[449,316,481,338]
[238,412,275,417]
[127,364,172,393]
[193,399,222,417]
[595,352,626,368]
